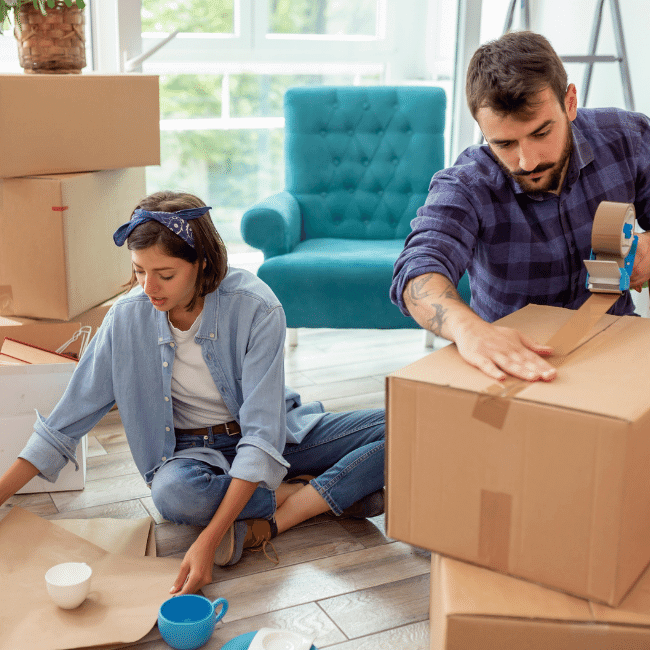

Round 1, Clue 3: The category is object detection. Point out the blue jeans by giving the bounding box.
[150,408,385,526]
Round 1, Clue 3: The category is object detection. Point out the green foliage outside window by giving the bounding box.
[144,0,381,248]
[142,0,233,33]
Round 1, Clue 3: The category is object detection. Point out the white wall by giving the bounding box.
[532,0,647,115]
[451,0,650,158]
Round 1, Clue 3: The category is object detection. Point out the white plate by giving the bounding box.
[247,627,315,650]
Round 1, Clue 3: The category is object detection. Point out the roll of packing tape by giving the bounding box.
[591,201,636,257]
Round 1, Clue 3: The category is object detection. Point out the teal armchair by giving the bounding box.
[241,86,470,333]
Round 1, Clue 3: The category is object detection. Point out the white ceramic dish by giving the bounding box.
[247,628,315,650]
[45,562,92,609]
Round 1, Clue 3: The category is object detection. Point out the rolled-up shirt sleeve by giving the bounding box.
[391,167,480,316]
[230,304,291,490]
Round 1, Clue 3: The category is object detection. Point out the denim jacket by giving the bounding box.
[19,267,326,490]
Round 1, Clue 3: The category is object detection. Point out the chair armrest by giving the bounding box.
[240,191,301,259]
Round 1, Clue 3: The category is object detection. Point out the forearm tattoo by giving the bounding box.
[404,273,465,336]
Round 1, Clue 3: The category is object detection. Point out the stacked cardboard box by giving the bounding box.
[0,73,159,320]
[386,303,650,648]
[0,73,160,492]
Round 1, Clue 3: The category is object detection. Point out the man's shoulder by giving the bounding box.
[575,106,650,136]
[429,144,509,199]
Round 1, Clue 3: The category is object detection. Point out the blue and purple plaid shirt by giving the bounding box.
[391,107,650,322]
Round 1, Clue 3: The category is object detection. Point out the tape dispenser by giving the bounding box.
[584,201,638,293]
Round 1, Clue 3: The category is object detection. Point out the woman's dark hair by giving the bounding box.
[466,31,568,119]
[124,191,228,312]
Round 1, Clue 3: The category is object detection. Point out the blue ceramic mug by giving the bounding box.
[158,594,229,650]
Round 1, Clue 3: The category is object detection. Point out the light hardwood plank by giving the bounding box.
[285,370,318,390]
[317,573,431,638]
[0,492,58,521]
[320,620,430,650]
[50,472,151,513]
[44,498,149,521]
[194,520,367,581]
[212,602,347,648]
[140,496,166,525]
[86,450,139,481]
[298,352,429,385]
[336,515,390,548]
[320,391,385,413]
[154,520,203,557]
[86,435,108,457]
[94,430,131,454]
[203,543,430,622]
[297,376,384,403]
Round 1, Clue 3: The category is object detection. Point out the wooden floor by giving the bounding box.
[1,327,447,650]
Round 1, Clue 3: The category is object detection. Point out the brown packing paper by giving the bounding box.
[52,516,156,558]
[0,508,182,650]
[51,517,159,650]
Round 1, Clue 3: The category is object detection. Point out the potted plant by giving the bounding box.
[1,0,87,74]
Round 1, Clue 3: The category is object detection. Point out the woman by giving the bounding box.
[0,191,385,596]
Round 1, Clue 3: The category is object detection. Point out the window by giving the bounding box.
[140,0,401,260]
[1,0,458,264]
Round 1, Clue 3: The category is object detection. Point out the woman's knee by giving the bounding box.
[150,460,225,525]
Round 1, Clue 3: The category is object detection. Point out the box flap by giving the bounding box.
[390,305,649,421]
[438,554,650,627]
[0,321,82,357]
[1,338,76,364]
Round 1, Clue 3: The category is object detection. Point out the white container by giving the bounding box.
[0,362,87,493]
[45,562,92,609]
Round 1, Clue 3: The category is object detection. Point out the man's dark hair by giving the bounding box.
[466,31,568,119]
[124,191,228,312]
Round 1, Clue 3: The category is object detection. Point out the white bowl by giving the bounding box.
[45,562,92,609]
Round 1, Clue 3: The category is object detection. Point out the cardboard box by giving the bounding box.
[0,74,159,178]
[431,553,650,650]
[0,294,122,355]
[71,294,121,335]
[0,339,86,493]
[387,304,650,606]
[0,167,144,320]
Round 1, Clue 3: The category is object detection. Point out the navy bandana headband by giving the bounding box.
[112,206,212,249]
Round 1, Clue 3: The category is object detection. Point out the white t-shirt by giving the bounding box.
[168,312,233,429]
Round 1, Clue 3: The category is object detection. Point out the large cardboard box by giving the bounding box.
[387,304,650,606]
[0,74,159,178]
[0,167,144,320]
[0,339,86,493]
[431,553,650,650]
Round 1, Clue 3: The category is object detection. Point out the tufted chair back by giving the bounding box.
[284,86,446,241]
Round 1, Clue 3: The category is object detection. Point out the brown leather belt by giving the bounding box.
[175,421,241,437]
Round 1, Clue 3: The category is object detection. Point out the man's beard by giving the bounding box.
[496,124,573,195]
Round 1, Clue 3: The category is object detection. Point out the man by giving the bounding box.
[391,30,650,382]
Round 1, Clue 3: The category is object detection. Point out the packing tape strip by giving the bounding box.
[471,291,619,429]
[478,489,512,572]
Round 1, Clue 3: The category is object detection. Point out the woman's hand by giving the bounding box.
[168,478,261,595]
[170,531,221,596]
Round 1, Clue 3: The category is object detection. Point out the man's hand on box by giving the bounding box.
[454,320,557,383]
[630,232,650,292]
